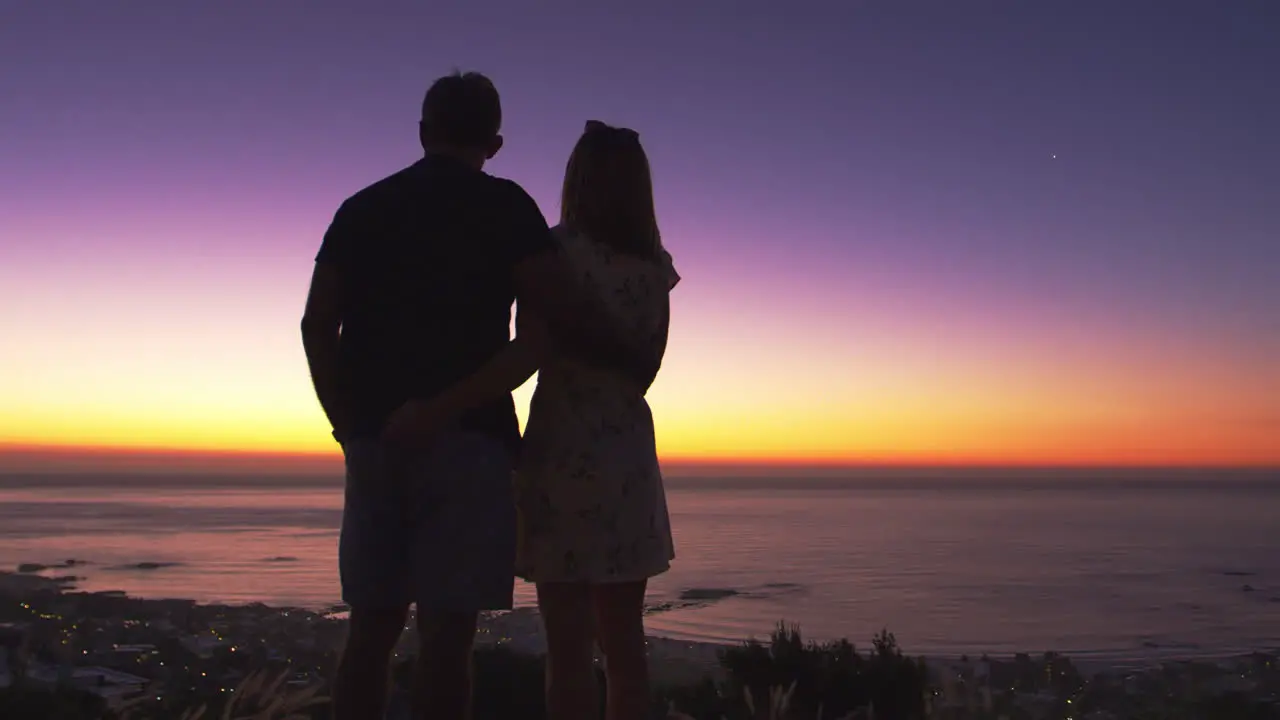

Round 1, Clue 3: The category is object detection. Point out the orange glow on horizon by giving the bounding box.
[3,259,1277,472]
[2,435,1276,474]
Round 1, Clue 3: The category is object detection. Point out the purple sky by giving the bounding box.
[2,1,1278,463]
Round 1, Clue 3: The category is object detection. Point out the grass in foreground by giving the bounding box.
[5,624,1278,719]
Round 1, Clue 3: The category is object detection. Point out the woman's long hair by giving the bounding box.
[560,120,662,260]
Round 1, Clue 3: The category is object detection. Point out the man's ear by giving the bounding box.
[487,135,504,160]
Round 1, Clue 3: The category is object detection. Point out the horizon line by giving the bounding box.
[0,442,1276,475]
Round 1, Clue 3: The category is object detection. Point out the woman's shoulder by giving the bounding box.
[548,227,680,292]
[548,224,591,256]
[550,224,581,242]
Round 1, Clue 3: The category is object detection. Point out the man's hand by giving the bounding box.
[381,399,452,449]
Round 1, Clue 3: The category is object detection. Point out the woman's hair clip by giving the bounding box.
[584,120,639,141]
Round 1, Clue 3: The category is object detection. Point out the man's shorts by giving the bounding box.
[338,432,516,612]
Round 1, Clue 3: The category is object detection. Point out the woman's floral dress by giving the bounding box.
[516,226,678,583]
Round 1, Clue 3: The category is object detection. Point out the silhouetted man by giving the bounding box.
[301,72,653,720]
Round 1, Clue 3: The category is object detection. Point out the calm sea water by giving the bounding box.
[1,469,1277,663]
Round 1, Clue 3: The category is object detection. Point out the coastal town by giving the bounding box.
[2,568,1279,719]
[0,568,717,718]
[1,568,345,715]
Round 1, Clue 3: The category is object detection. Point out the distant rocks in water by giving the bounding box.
[1241,584,1256,593]
[0,571,77,596]
[680,588,740,601]
[646,588,743,615]
[106,561,182,571]
[643,601,678,615]
[263,556,299,563]
[761,582,804,591]
[136,562,176,570]
[645,583,811,616]
[1222,570,1257,578]
[753,582,807,599]
[16,559,88,573]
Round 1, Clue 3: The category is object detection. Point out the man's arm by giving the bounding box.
[301,262,351,443]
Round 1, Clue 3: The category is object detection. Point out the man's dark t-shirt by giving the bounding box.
[315,154,553,453]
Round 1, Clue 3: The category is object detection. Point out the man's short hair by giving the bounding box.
[420,71,502,149]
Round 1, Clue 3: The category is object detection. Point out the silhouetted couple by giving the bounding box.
[302,71,678,720]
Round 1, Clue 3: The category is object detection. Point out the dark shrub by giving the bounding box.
[392,645,550,719]
[0,686,106,720]
[682,623,929,720]
[473,645,549,719]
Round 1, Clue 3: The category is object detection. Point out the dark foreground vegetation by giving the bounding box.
[4,623,1278,720]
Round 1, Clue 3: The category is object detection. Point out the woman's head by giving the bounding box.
[561,120,660,259]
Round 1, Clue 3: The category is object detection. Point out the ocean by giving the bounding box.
[1,469,1277,664]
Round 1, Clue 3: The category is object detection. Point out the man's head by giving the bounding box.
[419,71,503,167]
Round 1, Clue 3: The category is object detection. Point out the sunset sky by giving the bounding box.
[2,1,1277,470]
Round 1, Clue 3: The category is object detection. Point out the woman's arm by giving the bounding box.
[513,249,662,386]
[427,254,673,414]
[381,305,548,445]
[635,286,670,393]
[433,304,549,419]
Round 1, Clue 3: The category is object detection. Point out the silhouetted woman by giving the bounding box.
[405,119,678,720]
[517,120,678,720]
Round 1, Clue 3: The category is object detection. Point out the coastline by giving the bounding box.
[4,569,1275,678]
[0,570,726,687]
[4,570,1279,718]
